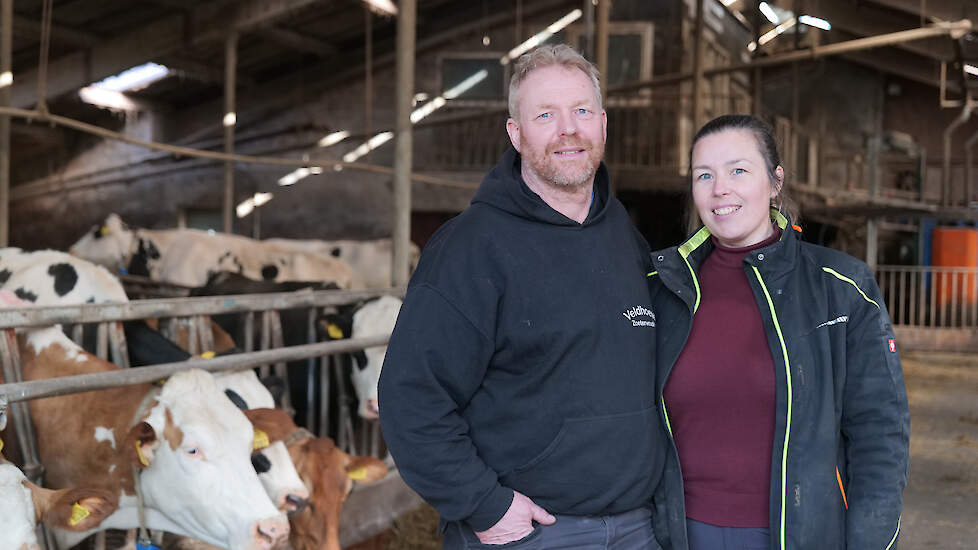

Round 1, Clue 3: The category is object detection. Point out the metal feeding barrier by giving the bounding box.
[0,287,416,550]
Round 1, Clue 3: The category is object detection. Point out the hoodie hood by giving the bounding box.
[471,147,611,226]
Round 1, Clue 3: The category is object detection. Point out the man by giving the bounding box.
[379,44,666,549]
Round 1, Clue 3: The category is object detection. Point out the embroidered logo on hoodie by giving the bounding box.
[623,305,656,327]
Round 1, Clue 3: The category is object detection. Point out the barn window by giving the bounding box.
[564,22,654,90]
[180,208,222,231]
[438,54,506,103]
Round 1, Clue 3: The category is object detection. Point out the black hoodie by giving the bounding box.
[378,148,666,531]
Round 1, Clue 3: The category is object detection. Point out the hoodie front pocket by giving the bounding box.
[499,406,659,512]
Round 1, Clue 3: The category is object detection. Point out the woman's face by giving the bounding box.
[691,128,781,248]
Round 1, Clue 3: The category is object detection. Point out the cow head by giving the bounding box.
[68,214,135,274]
[127,369,290,550]
[213,371,310,515]
[236,410,387,550]
[0,458,118,550]
[320,296,402,419]
[288,436,387,550]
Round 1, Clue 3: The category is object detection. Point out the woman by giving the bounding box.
[649,115,910,550]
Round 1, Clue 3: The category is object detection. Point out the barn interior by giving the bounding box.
[1,0,977,549]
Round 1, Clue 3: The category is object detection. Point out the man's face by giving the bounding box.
[506,65,607,190]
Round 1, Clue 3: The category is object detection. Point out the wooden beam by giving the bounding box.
[167,0,572,147]
[147,0,200,10]
[259,26,337,57]
[11,14,99,48]
[10,0,320,108]
[865,0,978,23]
[841,48,958,92]
[809,0,955,61]
[159,55,256,87]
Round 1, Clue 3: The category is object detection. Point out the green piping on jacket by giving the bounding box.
[677,227,710,313]
[822,267,880,309]
[751,265,793,550]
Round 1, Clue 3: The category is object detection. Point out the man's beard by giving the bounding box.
[521,135,604,189]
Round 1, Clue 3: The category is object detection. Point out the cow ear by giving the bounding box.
[125,421,159,468]
[30,483,119,531]
[345,456,387,484]
[318,308,354,340]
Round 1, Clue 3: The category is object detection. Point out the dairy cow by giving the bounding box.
[0,247,128,304]
[0,457,119,550]
[265,238,421,289]
[1,409,119,550]
[69,214,354,289]
[213,370,309,514]
[241,408,387,550]
[321,296,402,419]
[1,294,290,549]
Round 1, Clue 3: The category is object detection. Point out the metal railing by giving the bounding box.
[0,288,402,457]
[876,265,978,328]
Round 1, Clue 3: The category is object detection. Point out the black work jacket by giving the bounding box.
[648,213,910,550]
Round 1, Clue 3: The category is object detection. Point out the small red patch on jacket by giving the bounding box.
[888,339,896,353]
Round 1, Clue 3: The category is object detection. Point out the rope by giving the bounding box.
[129,387,161,546]
[35,0,53,115]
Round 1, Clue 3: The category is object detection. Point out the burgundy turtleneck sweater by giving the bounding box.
[663,228,780,528]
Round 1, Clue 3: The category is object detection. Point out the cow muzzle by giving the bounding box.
[283,492,309,515]
[363,398,380,419]
[252,515,290,550]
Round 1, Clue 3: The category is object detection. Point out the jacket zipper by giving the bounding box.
[750,265,793,550]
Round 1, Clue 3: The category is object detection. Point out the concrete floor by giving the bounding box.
[377,352,978,550]
[900,352,978,549]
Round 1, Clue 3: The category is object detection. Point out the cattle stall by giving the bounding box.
[0,288,422,550]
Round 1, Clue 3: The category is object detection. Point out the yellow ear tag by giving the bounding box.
[327,323,344,339]
[200,351,216,359]
[135,441,150,467]
[348,466,368,481]
[69,502,92,526]
[0,436,4,454]
[253,429,270,451]
[99,225,110,236]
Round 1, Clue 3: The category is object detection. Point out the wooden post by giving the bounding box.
[691,0,705,130]
[0,0,11,247]
[751,1,762,117]
[365,6,373,163]
[866,217,878,270]
[392,0,416,288]
[223,31,238,234]
[595,0,610,96]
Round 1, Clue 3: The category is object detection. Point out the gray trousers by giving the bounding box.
[442,506,663,550]
[686,518,771,550]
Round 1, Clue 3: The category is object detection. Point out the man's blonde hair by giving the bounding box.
[508,44,602,120]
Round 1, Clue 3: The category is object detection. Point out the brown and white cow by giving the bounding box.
[4,316,290,550]
[69,214,354,289]
[0,456,119,550]
[242,408,388,550]
[1,407,119,550]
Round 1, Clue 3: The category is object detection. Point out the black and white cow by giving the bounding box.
[0,248,128,304]
[320,296,402,419]
[69,214,354,289]
[264,238,420,289]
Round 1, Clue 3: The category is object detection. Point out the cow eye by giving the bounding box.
[184,447,204,459]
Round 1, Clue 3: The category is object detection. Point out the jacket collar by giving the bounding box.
[653,210,801,307]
